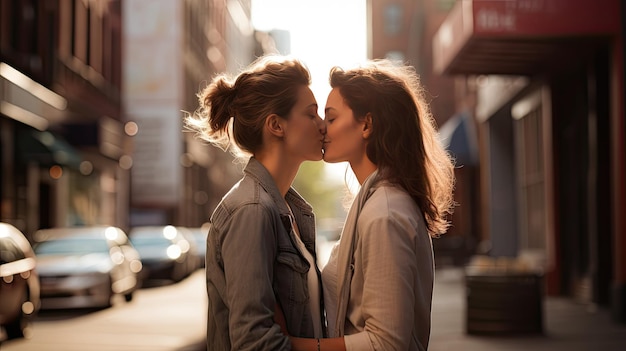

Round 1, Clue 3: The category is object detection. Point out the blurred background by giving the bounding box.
[1,0,625,350]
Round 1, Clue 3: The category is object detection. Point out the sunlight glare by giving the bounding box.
[251,0,367,184]
[251,0,367,115]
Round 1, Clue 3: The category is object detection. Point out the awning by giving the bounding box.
[1,63,67,130]
[439,113,479,167]
[433,0,621,75]
[16,129,82,169]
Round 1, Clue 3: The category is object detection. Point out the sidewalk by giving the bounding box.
[430,267,626,351]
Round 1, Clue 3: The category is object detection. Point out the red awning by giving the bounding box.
[433,0,621,75]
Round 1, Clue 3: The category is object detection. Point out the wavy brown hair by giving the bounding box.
[186,55,311,156]
[329,60,455,236]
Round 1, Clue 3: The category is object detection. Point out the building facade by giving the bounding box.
[1,0,275,238]
[1,0,129,236]
[122,0,268,228]
[433,0,626,322]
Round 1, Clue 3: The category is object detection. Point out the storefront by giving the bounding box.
[433,0,626,322]
[1,62,130,237]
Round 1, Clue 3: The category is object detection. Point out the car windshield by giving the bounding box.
[0,238,26,262]
[130,235,171,247]
[35,238,109,255]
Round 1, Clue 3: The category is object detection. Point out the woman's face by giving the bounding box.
[283,85,326,161]
[323,88,368,164]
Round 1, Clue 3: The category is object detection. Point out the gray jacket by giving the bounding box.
[206,157,323,351]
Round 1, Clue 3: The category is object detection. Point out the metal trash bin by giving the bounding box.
[465,263,543,335]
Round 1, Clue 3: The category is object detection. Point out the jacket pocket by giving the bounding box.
[275,251,309,305]
[276,251,309,274]
[274,250,312,337]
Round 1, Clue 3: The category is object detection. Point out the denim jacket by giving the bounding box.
[206,157,324,351]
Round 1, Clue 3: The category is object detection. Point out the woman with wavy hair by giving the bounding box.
[288,59,455,351]
[186,55,327,351]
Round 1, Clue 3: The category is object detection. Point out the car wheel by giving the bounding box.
[104,276,114,308]
[172,262,184,282]
[5,291,31,340]
[5,315,26,340]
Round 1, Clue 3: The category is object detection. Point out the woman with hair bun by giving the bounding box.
[186,55,327,351]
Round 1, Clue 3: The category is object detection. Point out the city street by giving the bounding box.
[2,2,625,350]
[1,270,207,351]
[3,266,626,350]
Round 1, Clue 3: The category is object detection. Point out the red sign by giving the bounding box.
[471,0,620,37]
[433,0,621,74]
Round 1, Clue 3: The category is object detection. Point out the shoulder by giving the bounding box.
[212,176,278,225]
[223,175,276,207]
[362,184,420,219]
[357,184,424,236]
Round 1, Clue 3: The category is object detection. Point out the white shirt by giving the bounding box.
[321,240,340,335]
[290,207,324,338]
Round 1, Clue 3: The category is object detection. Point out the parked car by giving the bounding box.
[129,225,194,282]
[0,223,40,343]
[184,223,210,268]
[33,226,142,309]
[177,226,207,269]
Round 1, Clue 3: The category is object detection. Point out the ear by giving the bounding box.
[362,113,373,139]
[265,114,285,138]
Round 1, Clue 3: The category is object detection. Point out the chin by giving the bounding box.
[309,152,324,161]
[322,153,340,163]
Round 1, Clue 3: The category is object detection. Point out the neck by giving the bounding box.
[255,150,301,197]
[350,156,377,185]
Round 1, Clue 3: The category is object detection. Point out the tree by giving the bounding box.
[292,161,349,223]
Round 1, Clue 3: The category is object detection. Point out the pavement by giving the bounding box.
[429,267,626,351]
[191,266,626,351]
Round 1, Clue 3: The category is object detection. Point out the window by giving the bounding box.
[73,0,88,63]
[384,4,403,36]
[514,95,546,252]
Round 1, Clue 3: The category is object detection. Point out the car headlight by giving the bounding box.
[130,259,142,273]
[166,245,182,260]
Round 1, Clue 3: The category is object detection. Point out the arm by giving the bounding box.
[222,204,289,350]
[290,336,346,351]
[274,302,288,335]
[344,212,420,351]
[274,297,346,351]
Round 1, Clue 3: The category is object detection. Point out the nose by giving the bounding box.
[317,116,327,135]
